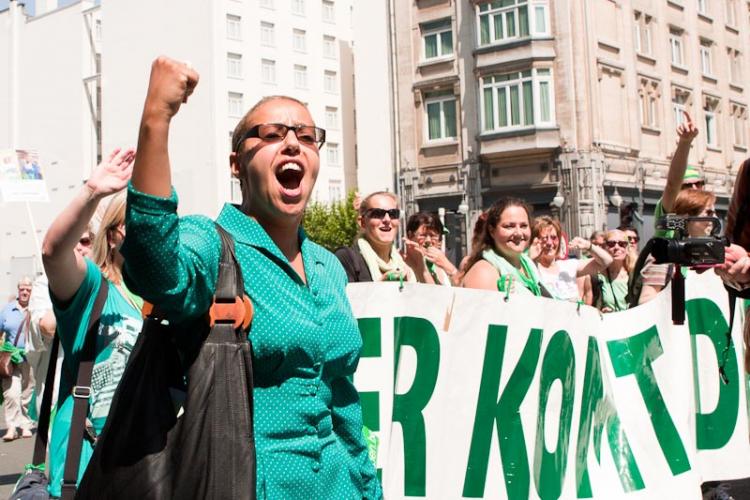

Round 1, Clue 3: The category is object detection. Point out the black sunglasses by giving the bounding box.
[236,123,326,151]
[606,240,628,249]
[681,180,705,190]
[366,208,400,220]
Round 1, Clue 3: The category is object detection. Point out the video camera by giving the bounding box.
[651,214,726,266]
[631,214,726,325]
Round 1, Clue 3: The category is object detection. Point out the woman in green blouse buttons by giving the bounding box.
[120,57,382,499]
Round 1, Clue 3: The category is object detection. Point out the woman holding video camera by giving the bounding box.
[636,189,717,305]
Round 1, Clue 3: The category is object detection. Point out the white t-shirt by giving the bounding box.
[537,258,580,302]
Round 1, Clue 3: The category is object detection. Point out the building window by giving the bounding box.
[227,53,243,78]
[732,103,747,147]
[260,21,275,46]
[325,106,339,129]
[639,78,660,129]
[294,65,308,89]
[424,91,457,141]
[698,0,709,15]
[324,70,337,93]
[260,0,274,8]
[226,14,241,40]
[729,48,742,84]
[327,143,340,165]
[477,0,549,46]
[704,95,720,147]
[261,59,276,84]
[323,35,337,58]
[480,68,554,132]
[669,29,684,66]
[700,40,713,76]
[291,0,305,15]
[672,88,691,127]
[633,11,653,56]
[328,180,342,201]
[228,92,243,117]
[421,18,453,60]
[726,0,738,25]
[322,0,335,22]
[293,28,307,52]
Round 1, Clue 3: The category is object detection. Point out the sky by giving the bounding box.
[0,0,92,16]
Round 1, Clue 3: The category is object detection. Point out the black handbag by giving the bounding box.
[9,277,108,500]
[76,224,256,499]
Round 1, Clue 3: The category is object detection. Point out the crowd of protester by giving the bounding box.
[0,57,749,500]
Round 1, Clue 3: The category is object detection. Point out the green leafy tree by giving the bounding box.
[303,191,360,251]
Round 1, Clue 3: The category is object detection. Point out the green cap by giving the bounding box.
[683,166,703,183]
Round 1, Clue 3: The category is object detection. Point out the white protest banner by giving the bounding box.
[349,270,750,499]
[0,148,49,202]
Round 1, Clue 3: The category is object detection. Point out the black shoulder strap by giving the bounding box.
[61,276,109,500]
[215,224,244,301]
[31,331,60,466]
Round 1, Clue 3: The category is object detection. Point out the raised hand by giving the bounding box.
[528,237,542,261]
[85,148,136,198]
[677,110,698,144]
[401,238,426,271]
[143,56,200,121]
[568,236,591,251]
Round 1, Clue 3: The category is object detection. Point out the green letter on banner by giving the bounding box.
[686,298,739,450]
[534,330,576,500]
[392,316,440,497]
[463,326,542,498]
[575,337,644,497]
[357,317,382,481]
[607,326,691,476]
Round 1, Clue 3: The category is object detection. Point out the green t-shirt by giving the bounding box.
[597,272,629,312]
[48,260,142,497]
[653,198,675,239]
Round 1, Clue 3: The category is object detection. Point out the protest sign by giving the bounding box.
[349,270,749,499]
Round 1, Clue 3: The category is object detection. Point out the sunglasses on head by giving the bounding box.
[681,180,705,190]
[606,240,628,249]
[366,208,400,220]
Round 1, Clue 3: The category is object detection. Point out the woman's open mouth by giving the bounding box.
[276,162,305,197]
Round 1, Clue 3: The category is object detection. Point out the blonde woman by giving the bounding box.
[593,229,633,312]
[41,148,142,497]
[335,191,417,283]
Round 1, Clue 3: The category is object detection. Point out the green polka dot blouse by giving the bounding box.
[121,184,382,500]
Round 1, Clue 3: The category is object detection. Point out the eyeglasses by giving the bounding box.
[236,123,326,151]
[415,232,439,240]
[606,240,628,249]
[681,180,705,190]
[78,237,92,246]
[366,208,400,220]
[539,234,559,242]
[627,236,639,243]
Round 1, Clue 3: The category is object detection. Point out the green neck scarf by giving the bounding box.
[482,249,542,296]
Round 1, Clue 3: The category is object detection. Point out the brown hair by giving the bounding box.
[406,212,443,237]
[92,191,126,284]
[464,198,532,272]
[231,95,310,154]
[532,215,561,241]
[672,189,716,216]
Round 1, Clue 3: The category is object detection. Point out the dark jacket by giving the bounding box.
[334,244,373,283]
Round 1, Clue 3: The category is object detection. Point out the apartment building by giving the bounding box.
[0,0,356,294]
[391,0,750,253]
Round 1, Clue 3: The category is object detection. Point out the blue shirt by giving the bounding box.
[0,300,28,349]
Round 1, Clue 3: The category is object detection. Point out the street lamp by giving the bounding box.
[609,187,623,208]
[551,189,564,208]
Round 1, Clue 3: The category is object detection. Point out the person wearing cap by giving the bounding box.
[654,111,702,238]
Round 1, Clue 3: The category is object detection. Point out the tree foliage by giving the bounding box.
[302,191,359,251]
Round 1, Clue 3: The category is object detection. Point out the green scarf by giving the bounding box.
[482,249,543,296]
[0,341,25,364]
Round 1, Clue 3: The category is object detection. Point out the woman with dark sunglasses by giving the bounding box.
[335,191,416,283]
[119,57,381,499]
[593,229,633,312]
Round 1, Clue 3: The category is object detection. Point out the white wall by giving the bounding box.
[351,0,394,195]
